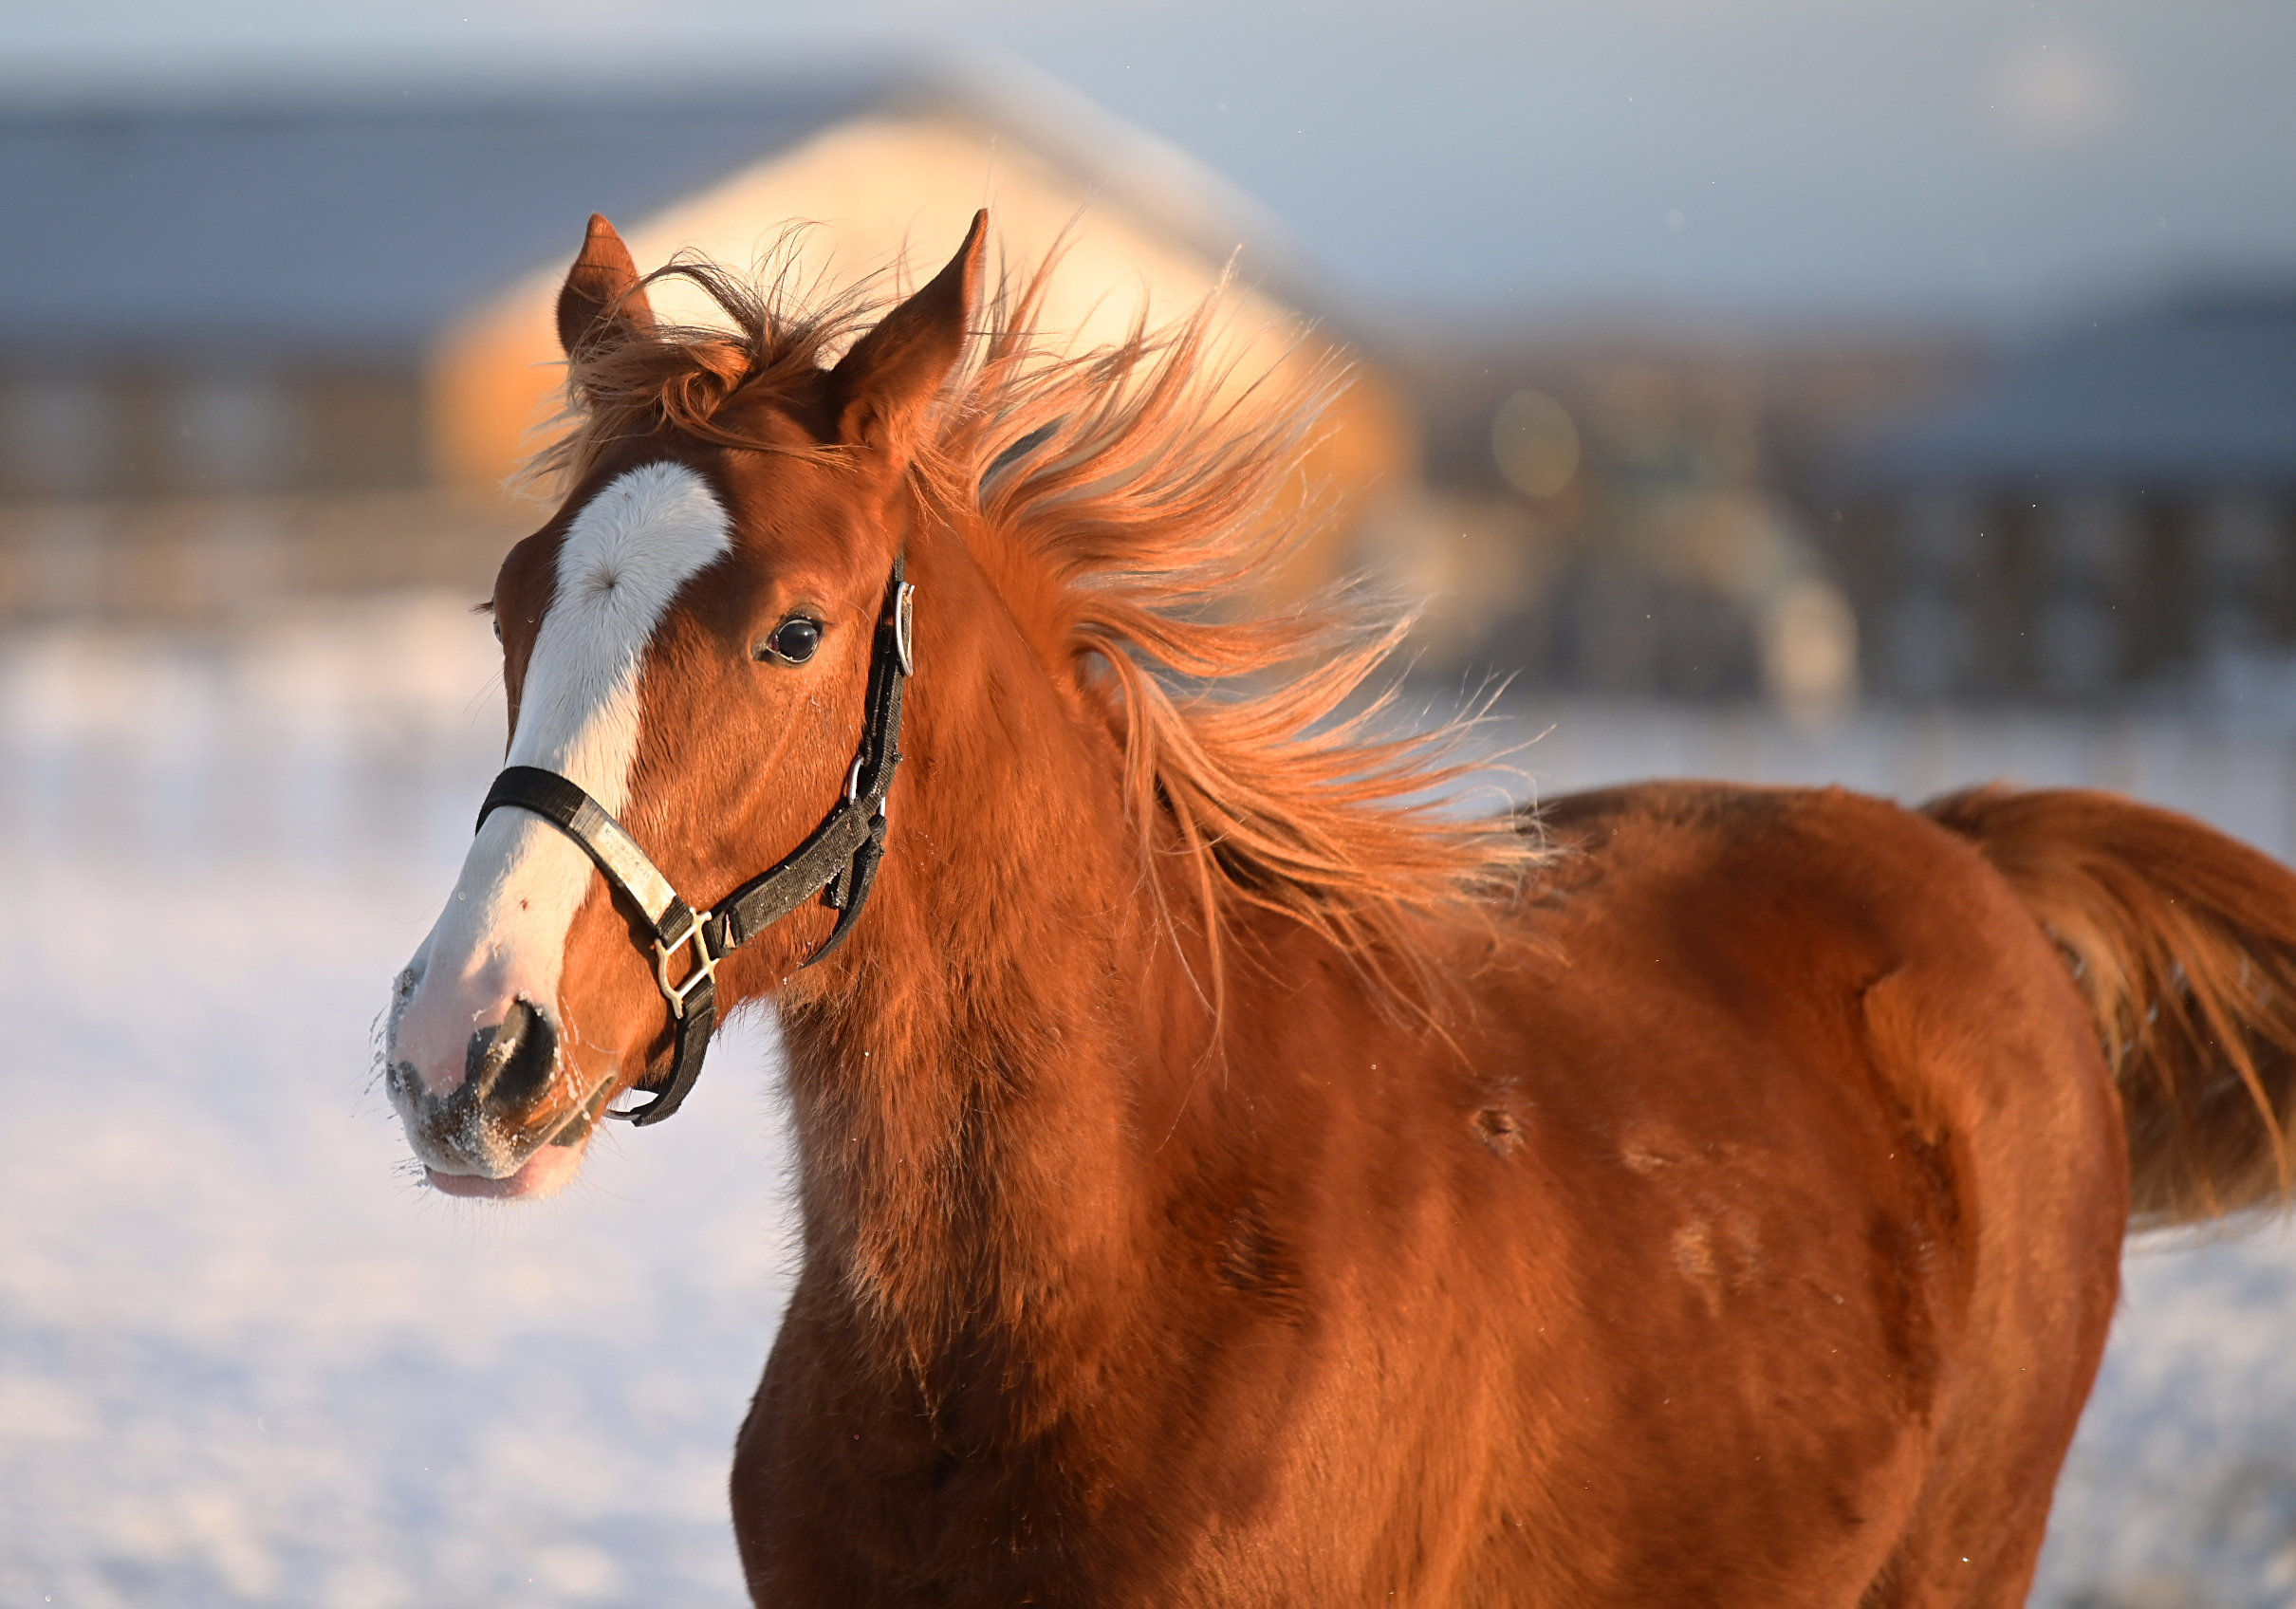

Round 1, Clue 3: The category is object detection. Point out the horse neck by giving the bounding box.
[770,531,1207,1389]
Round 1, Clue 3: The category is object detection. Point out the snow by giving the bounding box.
[3,593,2293,1606]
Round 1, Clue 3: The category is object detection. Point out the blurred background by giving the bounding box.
[3,3,2294,1606]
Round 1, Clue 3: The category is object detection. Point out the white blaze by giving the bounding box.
[392,462,731,1094]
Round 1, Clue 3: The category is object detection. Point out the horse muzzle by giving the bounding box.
[385,965,615,1197]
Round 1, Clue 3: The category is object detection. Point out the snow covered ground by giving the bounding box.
[3,594,2293,1607]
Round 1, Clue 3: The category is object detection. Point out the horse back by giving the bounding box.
[734,781,2131,1607]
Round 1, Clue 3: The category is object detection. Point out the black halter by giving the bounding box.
[474,559,914,1127]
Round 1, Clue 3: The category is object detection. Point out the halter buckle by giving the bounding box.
[895,582,917,676]
[652,910,718,1021]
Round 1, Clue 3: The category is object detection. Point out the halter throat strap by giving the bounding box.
[474,557,912,1127]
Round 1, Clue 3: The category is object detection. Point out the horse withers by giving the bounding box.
[383,211,2296,1606]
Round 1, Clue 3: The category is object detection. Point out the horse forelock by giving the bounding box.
[527,249,872,495]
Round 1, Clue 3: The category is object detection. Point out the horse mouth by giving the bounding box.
[425,1142,591,1199]
[384,978,622,1197]
[392,1066,620,1198]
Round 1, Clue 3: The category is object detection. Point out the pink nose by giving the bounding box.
[394,967,559,1101]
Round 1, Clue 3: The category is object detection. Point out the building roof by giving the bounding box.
[1866,291,2296,491]
[0,62,1316,367]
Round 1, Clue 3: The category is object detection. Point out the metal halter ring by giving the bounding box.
[651,911,719,1021]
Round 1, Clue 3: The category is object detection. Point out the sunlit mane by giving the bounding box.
[530,237,1542,1008]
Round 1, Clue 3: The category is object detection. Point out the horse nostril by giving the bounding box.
[464,999,558,1108]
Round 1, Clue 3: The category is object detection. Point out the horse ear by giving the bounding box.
[827,209,986,458]
[557,213,657,360]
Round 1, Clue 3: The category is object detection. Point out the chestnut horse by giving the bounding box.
[385,212,2296,1606]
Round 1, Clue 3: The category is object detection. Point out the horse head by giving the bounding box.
[385,211,985,1198]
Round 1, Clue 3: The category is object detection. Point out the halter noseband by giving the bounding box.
[474,559,914,1127]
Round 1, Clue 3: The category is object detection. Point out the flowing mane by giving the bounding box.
[530,242,1538,1008]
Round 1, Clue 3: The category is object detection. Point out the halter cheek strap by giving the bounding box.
[473,558,913,1127]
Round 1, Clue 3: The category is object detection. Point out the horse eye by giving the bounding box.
[760,617,821,664]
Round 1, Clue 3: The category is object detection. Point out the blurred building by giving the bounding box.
[1370,325,1968,721]
[1837,292,2296,706]
[0,66,1406,623]
[1374,293,2296,719]
[21,70,2280,721]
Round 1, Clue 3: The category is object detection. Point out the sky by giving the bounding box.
[3,0,2292,329]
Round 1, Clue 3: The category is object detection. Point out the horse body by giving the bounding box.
[734,777,2125,1607]
[382,212,2296,1606]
